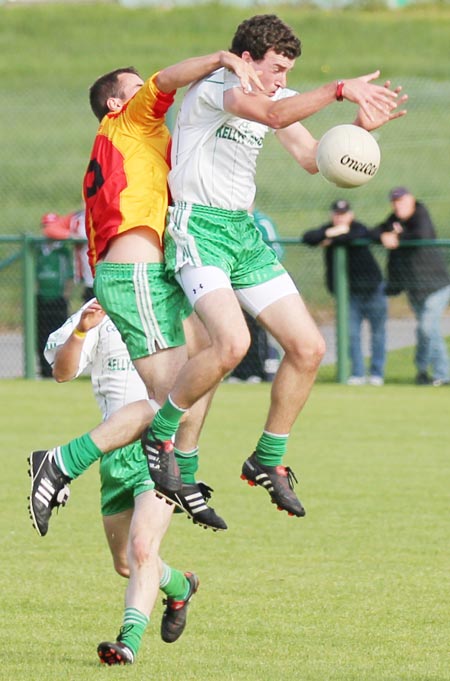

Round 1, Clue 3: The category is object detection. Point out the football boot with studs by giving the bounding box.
[161,572,199,643]
[163,481,227,531]
[97,641,134,666]
[28,450,71,537]
[241,452,306,517]
[141,427,182,499]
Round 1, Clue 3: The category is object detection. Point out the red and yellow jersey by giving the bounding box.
[83,73,175,271]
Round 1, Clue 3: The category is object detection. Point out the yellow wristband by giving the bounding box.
[73,328,87,339]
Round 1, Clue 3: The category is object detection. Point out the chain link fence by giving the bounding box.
[1,235,449,381]
[2,75,449,381]
[2,78,450,233]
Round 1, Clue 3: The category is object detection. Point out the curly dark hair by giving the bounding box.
[89,66,141,122]
[230,14,301,61]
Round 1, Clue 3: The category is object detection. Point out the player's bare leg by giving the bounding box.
[241,293,325,517]
[135,347,188,497]
[259,294,325,434]
[169,288,251,408]
[103,509,133,578]
[143,301,240,532]
[138,315,227,529]
[142,289,249,521]
[98,491,173,665]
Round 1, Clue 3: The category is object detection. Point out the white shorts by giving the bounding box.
[176,265,299,318]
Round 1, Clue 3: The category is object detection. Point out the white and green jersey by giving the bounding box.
[169,68,297,211]
[44,299,147,421]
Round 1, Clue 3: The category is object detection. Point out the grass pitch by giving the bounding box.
[1,371,449,680]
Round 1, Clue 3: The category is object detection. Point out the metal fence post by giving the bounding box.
[22,235,37,379]
[333,245,350,383]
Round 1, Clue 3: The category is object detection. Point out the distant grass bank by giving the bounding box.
[2,3,450,233]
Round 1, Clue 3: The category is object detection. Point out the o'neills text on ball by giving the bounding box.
[340,155,378,176]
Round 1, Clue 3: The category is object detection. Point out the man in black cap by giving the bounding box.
[375,188,450,386]
[303,199,387,385]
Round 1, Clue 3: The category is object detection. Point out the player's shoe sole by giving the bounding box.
[97,641,134,665]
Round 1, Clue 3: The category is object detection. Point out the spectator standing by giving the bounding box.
[41,210,94,302]
[36,226,73,377]
[303,199,387,385]
[375,187,450,386]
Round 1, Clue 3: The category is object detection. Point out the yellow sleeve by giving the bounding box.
[124,72,175,129]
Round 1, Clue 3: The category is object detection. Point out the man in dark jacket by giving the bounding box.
[375,187,450,386]
[303,199,387,385]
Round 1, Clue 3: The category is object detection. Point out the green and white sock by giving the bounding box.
[174,447,199,484]
[160,563,190,600]
[255,431,289,467]
[151,395,187,441]
[53,433,103,480]
[117,607,149,657]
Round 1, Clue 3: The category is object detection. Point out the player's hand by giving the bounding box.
[220,52,264,93]
[354,80,408,130]
[77,300,106,332]
[342,70,404,122]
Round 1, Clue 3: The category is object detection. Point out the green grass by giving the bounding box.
[1,369,449,680]
[1,3,450,234]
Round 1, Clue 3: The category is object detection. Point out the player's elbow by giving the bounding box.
[266,111,286,130]
[266,104,296,129]
[53,369,74,383]
[154,69,176,94]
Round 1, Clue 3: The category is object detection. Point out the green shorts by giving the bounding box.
[100,441,154,516]
[164,203,286,289]
[94,262,191,360]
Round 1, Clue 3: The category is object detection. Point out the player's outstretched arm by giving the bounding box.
[156,51,263,94]
[225,70,402,129]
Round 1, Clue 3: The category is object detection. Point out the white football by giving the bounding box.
[316,124,381,188]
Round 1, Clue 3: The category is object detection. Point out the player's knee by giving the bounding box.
[114,560,130,579]
[216,331,251,373]
[316,334,327,364]
[290,334,326,372]
[129,534,160,569]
